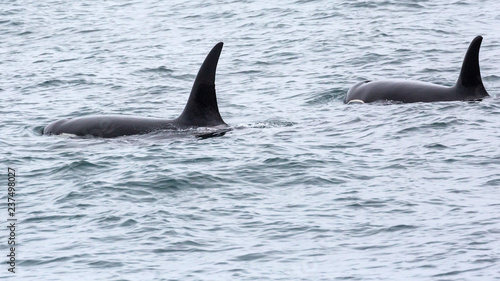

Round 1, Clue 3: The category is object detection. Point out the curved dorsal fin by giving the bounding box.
[456,36,485,89]
[176,42,226,127]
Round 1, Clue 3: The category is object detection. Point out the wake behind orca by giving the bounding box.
[344,36,489,104]
[44,43,228,138]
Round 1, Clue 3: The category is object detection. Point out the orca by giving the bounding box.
[44,42,228,138]
[344,36,489,104]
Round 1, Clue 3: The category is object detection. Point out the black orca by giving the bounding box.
[44,43,228,138]
[344,36,489,104]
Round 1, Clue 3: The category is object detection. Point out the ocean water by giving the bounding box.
[2,0,500,280]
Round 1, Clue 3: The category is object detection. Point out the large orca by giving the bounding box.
[44,43,228,138]
[344,36,489,104]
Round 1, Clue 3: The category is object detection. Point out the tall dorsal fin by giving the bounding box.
[456,36,485,89]
[176,42,226,127]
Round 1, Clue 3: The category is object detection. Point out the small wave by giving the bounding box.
[432,265,493,277]
[139,66,174,74]
[484,178,500,186]
[382,224,418,232]
[35,78,93,88]
[233,253,267,261]
[78,29,106,34]
[18,31,33,36]
[55,191,87,204]
[152,240,209,253]
[53,160,105,174]
[31,125,45,135]
[304,89,340,105]
[423,143,449,150]
[120,219,138,227]
[21,256,73,266]
[235,119,297,129]
[56,58,78,63]
[23,214,85,223]
[88,261,124,268]
[37,79,65,87]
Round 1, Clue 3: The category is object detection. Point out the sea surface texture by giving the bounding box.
[2,0,500,280]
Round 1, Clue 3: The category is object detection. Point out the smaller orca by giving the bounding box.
[344,36,489,104]
[44,43,228,138]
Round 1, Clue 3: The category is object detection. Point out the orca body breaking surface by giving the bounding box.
[44,43,227,138]
[344,36,489,104]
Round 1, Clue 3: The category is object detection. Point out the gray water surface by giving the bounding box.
[2,0,500,280]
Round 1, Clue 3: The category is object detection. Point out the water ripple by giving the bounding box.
[3,0,500,280]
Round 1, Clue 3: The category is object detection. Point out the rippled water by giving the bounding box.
[2,0,500,280]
